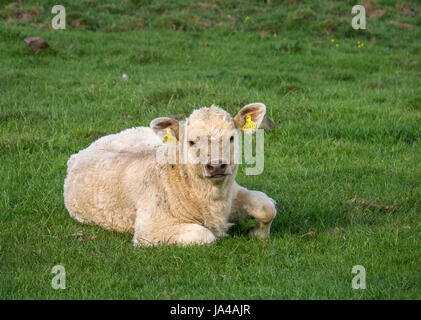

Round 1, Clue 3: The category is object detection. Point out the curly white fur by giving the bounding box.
[64,103,277,246]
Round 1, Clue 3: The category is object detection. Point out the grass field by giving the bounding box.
[1,0,420,299]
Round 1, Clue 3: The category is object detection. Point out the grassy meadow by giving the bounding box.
[0,0,420,299]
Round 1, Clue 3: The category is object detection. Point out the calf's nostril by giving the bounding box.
[221,164,227,169]
[206,164,214,171]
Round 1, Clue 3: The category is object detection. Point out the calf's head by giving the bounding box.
[151,103,266,184]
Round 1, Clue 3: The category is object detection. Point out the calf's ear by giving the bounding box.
[150,117,179,140]
[234,102,266,130]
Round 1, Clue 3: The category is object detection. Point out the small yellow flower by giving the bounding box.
[357,41,360,44]
[358,44,361,48]
[336,43,339,47]
[361,43,364,47]
[331,39,335,43]
[245,16,250,22]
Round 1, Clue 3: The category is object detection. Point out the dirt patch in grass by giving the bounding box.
[2,3,40,22]
[187,2,223,15]
[86,132,104,140]
[396,3,416,17]
[347,197,397,212]
[361,1,386,19]
[190,15,212,28]
[390,21,414,30]
[11,11,36,21]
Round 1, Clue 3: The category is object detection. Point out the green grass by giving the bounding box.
[1,0,420,299]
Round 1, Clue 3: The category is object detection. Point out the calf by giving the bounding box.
[64,103,277,246]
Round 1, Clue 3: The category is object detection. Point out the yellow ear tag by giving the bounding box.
[242,114,257,131]
[163,128,178,143]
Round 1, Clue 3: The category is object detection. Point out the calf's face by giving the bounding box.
[151,103,266,184]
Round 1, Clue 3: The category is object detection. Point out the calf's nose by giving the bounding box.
[205,162,227,175]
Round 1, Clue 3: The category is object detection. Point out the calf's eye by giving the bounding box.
[189,140,195,146]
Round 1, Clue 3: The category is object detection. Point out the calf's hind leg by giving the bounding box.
[133,217,216,246]
[167,224,216,246]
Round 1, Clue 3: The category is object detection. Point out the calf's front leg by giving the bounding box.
[230,183,277,239]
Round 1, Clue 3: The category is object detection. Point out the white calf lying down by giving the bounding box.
[64,103,277,246]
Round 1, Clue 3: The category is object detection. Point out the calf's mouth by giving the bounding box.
[206,173,231,181]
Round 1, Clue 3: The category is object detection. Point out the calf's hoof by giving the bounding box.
[249,222,272,239]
